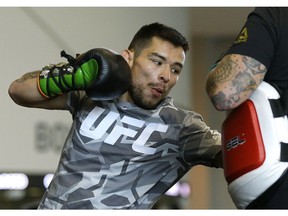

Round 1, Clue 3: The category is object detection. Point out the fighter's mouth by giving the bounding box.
[151,87,164,97]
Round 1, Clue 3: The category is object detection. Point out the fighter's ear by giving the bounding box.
[121,49,134,67]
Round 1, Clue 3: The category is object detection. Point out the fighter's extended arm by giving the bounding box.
[9,48,131,110]
[9,70,68,110]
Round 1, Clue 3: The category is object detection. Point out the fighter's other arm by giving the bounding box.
[205,54,267,111]
[8,71,68,110]
[212,151,223,168]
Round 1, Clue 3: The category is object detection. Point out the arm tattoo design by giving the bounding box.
[243,55,267,75]
[206,58,236,95]
[209,55,266,110]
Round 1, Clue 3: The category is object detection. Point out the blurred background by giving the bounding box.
[0,7,254,209]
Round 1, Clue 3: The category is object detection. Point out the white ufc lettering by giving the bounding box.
[80,107,119,139]
[79,106,168,154]
[104,116,144,144]
[132,123,168,154]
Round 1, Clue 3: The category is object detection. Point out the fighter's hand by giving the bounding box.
[37,48,131,100]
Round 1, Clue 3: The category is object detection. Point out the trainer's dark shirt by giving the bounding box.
[224,7,288,92]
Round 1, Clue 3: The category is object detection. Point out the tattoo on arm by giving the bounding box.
[243,55,267,75]
[208,55,266,110]
[210,58,236,83]
[234,55,266,91]
[206,57,236,94]
[211,91,234,110]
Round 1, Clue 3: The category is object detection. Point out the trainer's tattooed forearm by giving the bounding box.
[206,57,236,95]
[210,91,234,110]
[210,57,236,83]
[208,54,266,110]
[232,70,257,94]
[15,71,39,83]
[243,55,267,75]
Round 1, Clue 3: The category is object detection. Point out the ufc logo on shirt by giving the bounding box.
[80,106,168,155]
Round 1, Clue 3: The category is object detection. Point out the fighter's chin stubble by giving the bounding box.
[128,84,163,110]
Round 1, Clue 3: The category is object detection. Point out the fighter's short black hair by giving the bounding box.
[128,22,189,57]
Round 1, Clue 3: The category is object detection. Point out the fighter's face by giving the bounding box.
[124,37,185,109]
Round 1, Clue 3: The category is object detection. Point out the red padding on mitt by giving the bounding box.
[222,99,266,183]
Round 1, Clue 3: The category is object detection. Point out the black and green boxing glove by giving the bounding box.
[37,48,132,100]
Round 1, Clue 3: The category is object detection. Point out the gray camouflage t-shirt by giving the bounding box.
[38,92,221,209]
